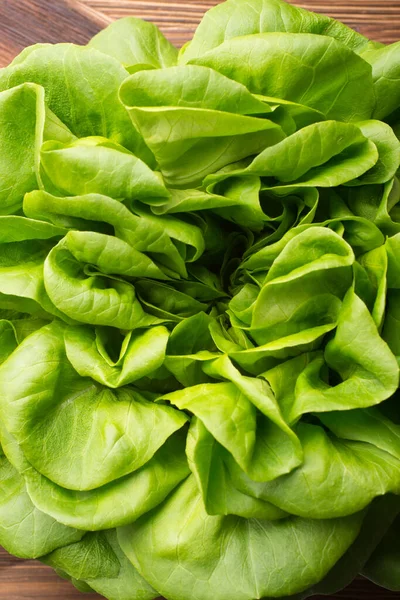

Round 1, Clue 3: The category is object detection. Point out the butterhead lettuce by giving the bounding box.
[0,1,400,599]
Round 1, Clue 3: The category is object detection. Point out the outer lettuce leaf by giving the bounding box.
[89,17,178,72]
[287,289,399,420]
[363,515,400,591]
[180,0,370,63]
[0,83,44,215]
[0,43,153,163]
[126,108,285,187]
[40,137,168,201]
[118,476,365,600]
[250,423,400,518]
[205,121,379,188]
[347,121,400,185]
[321,407,400,461]
[24,190,197,278]
[269,494,400,600]
[0,452,83,559]
[120,65,285,186]
[0,322,187,491]
[191,33,375,122]
[0,215,66,242]
[119,65,271,115]
[0,417,189,533]
[362,42,400,120]
[22,433,189,531]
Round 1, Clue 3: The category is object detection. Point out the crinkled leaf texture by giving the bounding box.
[0,1,400,599]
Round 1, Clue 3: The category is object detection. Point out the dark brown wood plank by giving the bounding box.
[82,0,400,46]
[0,547,101,599]
[0,0,111,67]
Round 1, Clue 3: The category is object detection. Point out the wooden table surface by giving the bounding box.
[0,1,400,599]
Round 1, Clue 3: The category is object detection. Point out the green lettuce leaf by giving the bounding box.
[190,33,374,122]
[118,476,365,600]
[89,17,178,73]
[0,43,153,163]
[180,0,370,63]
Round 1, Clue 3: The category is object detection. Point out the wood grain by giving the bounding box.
[0,547,101,600]
[0,0,110,67]
[0,0,398,67]
[0,1,400,599]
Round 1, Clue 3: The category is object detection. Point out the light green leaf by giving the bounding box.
[118,476,364,600]
[347,121,400,185]
[205,121,379,188]
[120,68,285,186]
[191,33,374,122]
[362,41,400,120]
[24,190,190,278]
[257,423,400,518]
[163,356,302,484]
[244,227,354,346]
[0,322,187,491]
[65,324,169,388]
[164,312,219,386]
[320,407,400,461]
[120,65,271,115]
[0,83,44,214]
[44,237,160,329]
[181,0,369,63]
[186,417,288,519]
[0,215,66,242]
[23,432,189,530]
[290,289,399,419]
[126,107,285,187]
[41,137,168,201]
[0,43,153,162]
[0,453,83,559]
[89,17,178,72]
